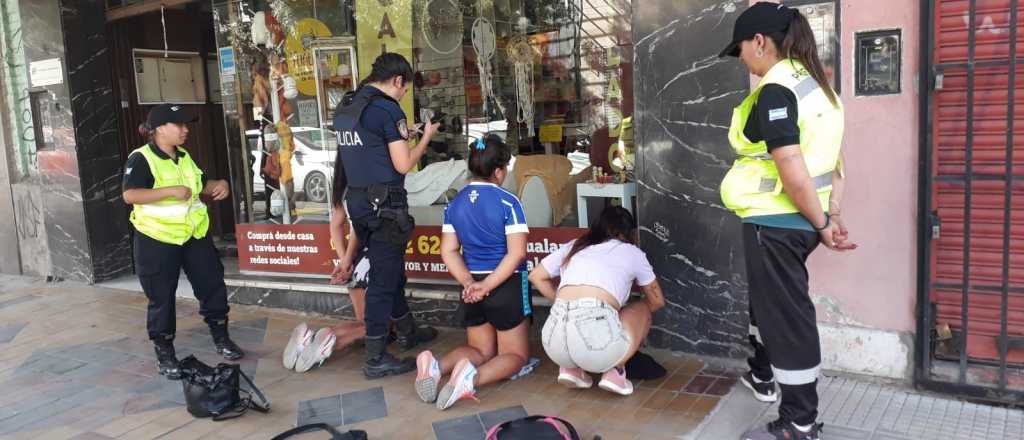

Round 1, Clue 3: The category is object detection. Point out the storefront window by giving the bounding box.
[222,0,635,279]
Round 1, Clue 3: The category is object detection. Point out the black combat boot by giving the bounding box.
[393,313,438,351]
[209,319,245,360]
[363,334,415,379]
[154,340,183,380]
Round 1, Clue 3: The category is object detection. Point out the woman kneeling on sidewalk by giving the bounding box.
[529,206,665,396]
[414,135,531,411]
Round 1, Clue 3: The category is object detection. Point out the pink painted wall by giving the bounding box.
[756,0,921,332]
[809,0,920,333]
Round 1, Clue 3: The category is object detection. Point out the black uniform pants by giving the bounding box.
[134,232,229,342]
[351,218,411,339]
[742,223,821,426]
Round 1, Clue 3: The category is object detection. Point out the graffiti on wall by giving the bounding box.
[0,0,36,179]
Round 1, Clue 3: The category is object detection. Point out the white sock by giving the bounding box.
[792,422,813,432]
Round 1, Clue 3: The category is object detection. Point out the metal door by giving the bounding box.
[919,0,1024,402]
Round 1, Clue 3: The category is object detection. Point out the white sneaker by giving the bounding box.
[557,367,594,389]
[415,351,442,403]
[283,322,313,370]
[597,367,634,396]
[436,359,478,410]
[413,349,442,403]
[295,328,337,373]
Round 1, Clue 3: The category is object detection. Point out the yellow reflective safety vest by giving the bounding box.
[720,59,844,219]
[129,145,210,245]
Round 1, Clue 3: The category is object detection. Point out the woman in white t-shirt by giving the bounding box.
[529,206,665,396]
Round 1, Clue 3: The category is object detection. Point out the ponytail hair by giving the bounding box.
[359,52,413,89]
[467,135,511,180]
[138,120,154,141]
[331,150,347,209]
[769,9,838,107]
[562,206,637,267]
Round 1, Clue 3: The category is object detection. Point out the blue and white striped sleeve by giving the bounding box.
[442,205,455,233]
[502,196,529,235]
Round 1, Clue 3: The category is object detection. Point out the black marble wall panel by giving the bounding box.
[3,0,131,282]
[633,0,751,358]
[14,0,89,280]
[59,0,132,282]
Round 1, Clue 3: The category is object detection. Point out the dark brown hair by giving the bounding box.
[562,206,637,267]
[467,135,511,180]
[331,150,347,209]
[769,10,838,107]
[358,52,414,89]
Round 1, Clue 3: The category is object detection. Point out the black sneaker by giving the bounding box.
[740,419,823,440]
[740,370,778,402]
[154,344,183,380]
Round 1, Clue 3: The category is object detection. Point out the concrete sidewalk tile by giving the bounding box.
[693,387,774,440]
[641,390,677,411]
[0,295,35,310]
[870,433,911,440]
[682,375,716,394]
[54,344,140,367]
[15,353,87,376]
[477,405,527,431]
[297,394,343,427]
[705,377,737,396]
[660,372,696,393]
[822,424,871,439]
[341,387,387,425]
[0,323,27,343]
[433,413,485,440]
[68,433,116,440]
[0,385,107,436]
[665,393,701,413]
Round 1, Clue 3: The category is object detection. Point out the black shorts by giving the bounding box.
[456,272,532,331]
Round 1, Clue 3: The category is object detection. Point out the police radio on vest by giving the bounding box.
[337,130,363,146]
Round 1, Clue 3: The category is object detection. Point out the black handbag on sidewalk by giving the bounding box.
[179,355,270,421]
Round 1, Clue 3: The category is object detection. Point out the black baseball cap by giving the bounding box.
[719,2,796,58]
[147,104,197,128]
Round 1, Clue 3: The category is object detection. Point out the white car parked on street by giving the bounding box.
[246,127,336,204]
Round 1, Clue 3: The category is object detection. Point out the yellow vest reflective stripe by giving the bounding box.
[129,145,210,245]
[720,59,844,218]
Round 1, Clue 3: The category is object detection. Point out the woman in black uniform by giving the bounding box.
[123,104,244,380]
[718,3,857,439]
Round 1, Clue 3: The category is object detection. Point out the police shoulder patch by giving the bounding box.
[397,119,409,140]
[768,107,788,121]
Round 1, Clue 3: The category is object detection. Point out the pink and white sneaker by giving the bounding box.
[283,322,313,370]
[557,367,593,389]
[415,351,442,403]
[598,367,634,396]
[436,358,478,410]
[295,327,337,373]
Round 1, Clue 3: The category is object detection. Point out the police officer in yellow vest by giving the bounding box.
[123,104,244,380]
[719,4,857,440]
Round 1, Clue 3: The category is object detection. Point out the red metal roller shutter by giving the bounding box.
[932,0,1024,366]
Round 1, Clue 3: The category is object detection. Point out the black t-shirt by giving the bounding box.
[123,144,208,191]
[743,84,800,152]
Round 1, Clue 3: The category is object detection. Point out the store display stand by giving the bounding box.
[576,181,637,228]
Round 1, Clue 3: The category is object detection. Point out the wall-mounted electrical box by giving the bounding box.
[133,49,207,105]
[855,29,901,96]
